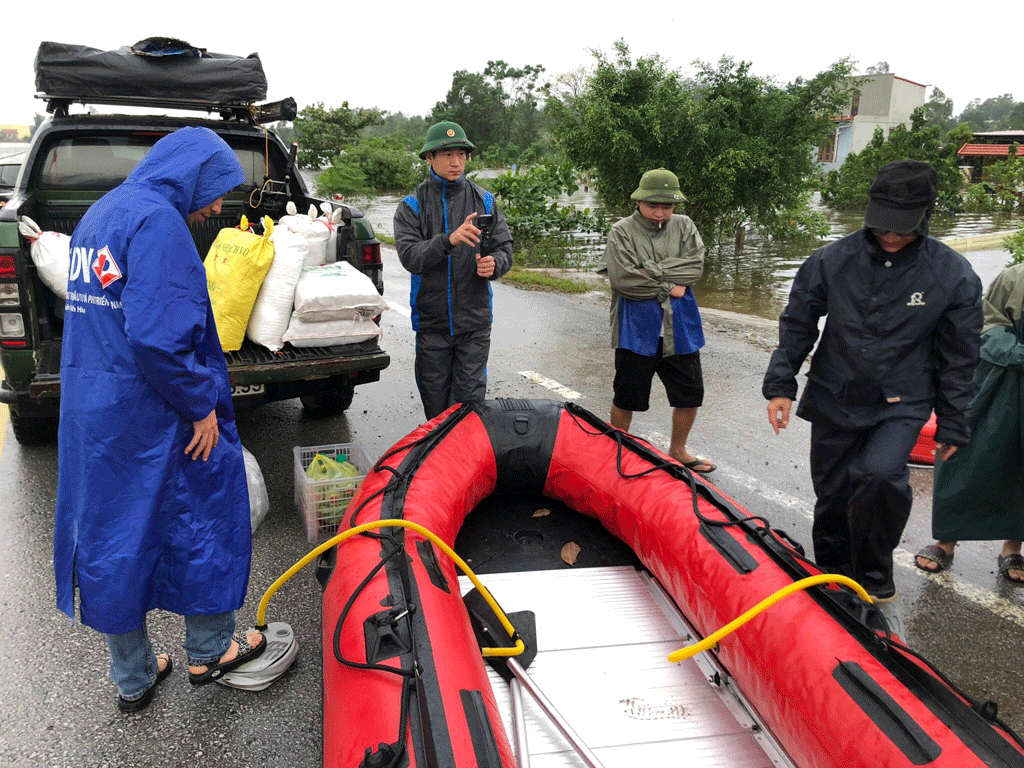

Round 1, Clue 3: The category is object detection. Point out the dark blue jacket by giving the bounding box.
[763,228,982,444]
[394,171,513,334]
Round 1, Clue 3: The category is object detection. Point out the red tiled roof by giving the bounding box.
[958,143,1022,157]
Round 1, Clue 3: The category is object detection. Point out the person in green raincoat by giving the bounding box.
[915,263,1024,583]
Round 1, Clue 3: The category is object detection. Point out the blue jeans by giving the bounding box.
[105,611,236,700]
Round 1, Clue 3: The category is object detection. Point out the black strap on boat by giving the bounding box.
[832,661,942,765]
[699,521,759,574]
[459,689,504,768]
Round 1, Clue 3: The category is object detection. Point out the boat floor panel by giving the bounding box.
[460,566,775,768]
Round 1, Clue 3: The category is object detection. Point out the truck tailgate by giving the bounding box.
[224,337,390,385]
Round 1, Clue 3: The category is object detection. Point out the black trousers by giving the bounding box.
[809,417,925,583]
[415,326,491,420]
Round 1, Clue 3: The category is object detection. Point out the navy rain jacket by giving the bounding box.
[394,170,513,335]
[54,127,251,634]
[763,228,982,444]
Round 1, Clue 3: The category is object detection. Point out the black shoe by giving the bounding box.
[118,655,173,713]
[861,573,897,603]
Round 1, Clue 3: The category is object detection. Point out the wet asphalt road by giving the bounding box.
[1,246,1022,767]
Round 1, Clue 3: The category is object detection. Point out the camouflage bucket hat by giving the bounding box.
[419,121,476,159]
[630,168,686,203]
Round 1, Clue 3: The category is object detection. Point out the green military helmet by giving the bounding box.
[418,121,476,159]
[630,168,686,203]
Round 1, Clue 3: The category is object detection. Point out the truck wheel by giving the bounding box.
[10,414,59,445]
[300,380,355,415]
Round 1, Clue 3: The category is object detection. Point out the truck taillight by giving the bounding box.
[0,255,15,278]
[1,311,26,339]
[361,242,382,269]
[0,283,19,305]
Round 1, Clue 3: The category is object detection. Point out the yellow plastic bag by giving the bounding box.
[206,215,275,351]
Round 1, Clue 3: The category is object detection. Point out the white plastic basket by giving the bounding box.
[293,442,371,542]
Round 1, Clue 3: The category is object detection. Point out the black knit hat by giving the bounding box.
[864,160,938,234]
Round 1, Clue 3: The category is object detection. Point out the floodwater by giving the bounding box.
[327,167,1021,322]
[4,148,1011,323]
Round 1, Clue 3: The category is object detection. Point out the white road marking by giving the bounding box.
[518,371,582,400]
[636,429,1024,630]
[387,301,410,318]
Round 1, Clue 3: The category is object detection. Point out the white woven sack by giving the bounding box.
[316,203,344,263]
[18,216,71,299]
[279,202,329,267]
[282,314,382,348]
[245,224,307,351]
[292,262,388,322]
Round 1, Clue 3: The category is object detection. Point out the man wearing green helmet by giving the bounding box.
[601,168,715,474]
[394,121,513,420]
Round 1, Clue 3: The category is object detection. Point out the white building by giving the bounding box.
[817,73,927,171]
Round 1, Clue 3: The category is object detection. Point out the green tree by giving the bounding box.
[546,40,854,239]
[1003,227,1024,267]
[981,144,1024,212]
[956,94,1024,131]
[294,102,385,169]
[489,163,605,265]
[864,61,890,74]
[923,87,956,134]
[432,61,546,161]
[820,108,965,212]
[315,137,425,197]
[270,121,297,145]
[360,112,430,151]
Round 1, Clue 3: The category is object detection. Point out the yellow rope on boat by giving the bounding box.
[255,519,525,658]
[667,574,874,663]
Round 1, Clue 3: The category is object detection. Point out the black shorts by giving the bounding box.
[613,342,704,411]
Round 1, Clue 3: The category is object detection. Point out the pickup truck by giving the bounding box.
[0,40,390,444]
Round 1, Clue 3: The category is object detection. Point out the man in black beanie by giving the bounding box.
[762,160,983,601]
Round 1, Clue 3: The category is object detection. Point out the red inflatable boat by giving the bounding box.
[910,413,938,466]
[320,399,1024,768]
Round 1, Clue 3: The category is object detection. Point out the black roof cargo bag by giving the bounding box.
[35,38,268,104]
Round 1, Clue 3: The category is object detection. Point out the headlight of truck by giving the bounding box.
[0,312,25,337]
[0,283,20,306]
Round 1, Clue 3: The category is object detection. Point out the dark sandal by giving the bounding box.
[682,458,716,474]
[998,553,1024,584]
[914,544,954,573]
[118,654,173,712]
[189,632,266,685]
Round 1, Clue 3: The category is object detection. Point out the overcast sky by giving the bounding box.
[3,1,1014,127]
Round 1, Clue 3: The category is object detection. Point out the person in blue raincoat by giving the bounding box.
[54,127,265,713]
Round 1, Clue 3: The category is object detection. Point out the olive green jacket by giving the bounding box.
[600,209,704,356]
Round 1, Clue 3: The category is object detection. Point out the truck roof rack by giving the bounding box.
[38,95,298,125]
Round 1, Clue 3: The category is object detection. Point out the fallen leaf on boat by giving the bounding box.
[561,541,581,565]
[533,508,551,517]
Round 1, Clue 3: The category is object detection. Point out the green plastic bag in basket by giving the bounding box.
[307,452,361,531]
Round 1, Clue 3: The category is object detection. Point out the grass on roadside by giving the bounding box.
[500,267,595,293]
[376,236,599,294]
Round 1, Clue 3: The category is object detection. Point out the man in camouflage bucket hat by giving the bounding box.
[395,121,512,419]
[601,168,715,474]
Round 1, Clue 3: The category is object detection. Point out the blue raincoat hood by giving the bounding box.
[126,126,245,215]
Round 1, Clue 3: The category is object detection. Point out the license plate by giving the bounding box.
[231,383,265,397]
